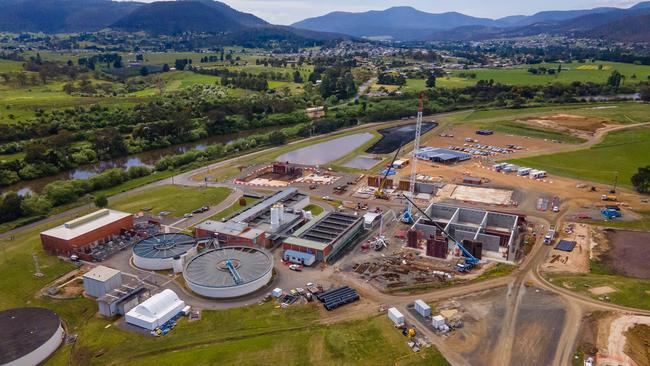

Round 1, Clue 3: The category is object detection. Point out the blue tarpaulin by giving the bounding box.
[555,240,577,252]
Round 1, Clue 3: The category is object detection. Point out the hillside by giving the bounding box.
[292,6,497,39]
[111,1,244,34]
[585,14,650,42]
[0,0,140,32]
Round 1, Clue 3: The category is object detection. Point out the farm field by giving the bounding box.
[108,185,231,217]
[404,61,650,90]
[509,127,650,188]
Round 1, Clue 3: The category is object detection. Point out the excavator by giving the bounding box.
[374,145,402,200]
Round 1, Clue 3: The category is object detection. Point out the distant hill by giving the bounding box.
[0,0,140,33]
[293,2,650,42]
[584,14,650,42]
[292,6,497,39]
[111,1,244,34]
[179,0,267,27]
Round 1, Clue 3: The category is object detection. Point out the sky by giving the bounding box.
[130,0,642,24]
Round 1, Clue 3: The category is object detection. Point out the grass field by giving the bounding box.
[510,126,650,187]
[109,185,231,217]
[0,59,23,72]
[207,196,259,222]
[405,61,650,91]
[546,273,650,310]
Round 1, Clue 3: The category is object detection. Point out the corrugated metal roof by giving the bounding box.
[41,209,132,240]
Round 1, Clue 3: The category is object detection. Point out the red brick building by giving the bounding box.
[40,209,134,255]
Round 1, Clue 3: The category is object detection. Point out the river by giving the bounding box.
[4,127,277,195]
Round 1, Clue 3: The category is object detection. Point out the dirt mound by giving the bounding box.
[522,114,612,133]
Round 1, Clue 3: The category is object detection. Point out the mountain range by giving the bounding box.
[292,2,650,42]
[0,0,650,43]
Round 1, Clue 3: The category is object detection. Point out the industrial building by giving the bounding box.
[282,211,364,263]
[196,188,309,248]
[82,265,122,298]
[412,203,522,261]
[413,147,472,164]
[183,246,273,298]
[132,233,199,271]
[97,280,149,318]
[125,289,185,331]
[0,307,64,366]
[40,209,133,255]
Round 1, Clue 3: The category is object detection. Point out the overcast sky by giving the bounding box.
[129,0,641,25]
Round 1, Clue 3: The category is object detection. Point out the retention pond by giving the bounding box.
[276,133,375,165]
[366,122,437,154]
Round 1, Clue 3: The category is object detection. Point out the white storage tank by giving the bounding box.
[432,315,445,328]
[387,307,405,326]
[414,299,431,318]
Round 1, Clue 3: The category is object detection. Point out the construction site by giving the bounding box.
[10,93,650,366]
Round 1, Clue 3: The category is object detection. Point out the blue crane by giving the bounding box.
[402,194,479,272]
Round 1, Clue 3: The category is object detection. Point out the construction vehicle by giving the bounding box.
[407,328,416,339]
[601,194,617,201]
[401,93,425,224]
[375,145,402,199]
[402,195,479,272]
[543,225,556,245]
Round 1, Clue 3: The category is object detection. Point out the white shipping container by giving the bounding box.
[414,299,431,318]
[388,307,405,326]
[432,315,445,328]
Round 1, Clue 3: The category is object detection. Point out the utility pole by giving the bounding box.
[611,172,618,194]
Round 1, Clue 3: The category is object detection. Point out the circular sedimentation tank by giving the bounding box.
[0,307,64,366]
[132,233,197,270]
[183,246,273,298]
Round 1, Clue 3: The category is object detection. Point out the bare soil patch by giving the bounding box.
[540,223,591,274]
[424,125,558,156]
[589,286,617,296]
[625,324,650,366]
[523,114,612,133]
[602,230,650,279]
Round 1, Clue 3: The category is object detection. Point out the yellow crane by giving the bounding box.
[374,145,402,199]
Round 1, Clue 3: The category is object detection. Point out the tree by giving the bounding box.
[162,63,170,72]
[21,195,52,216]
[268,131,286,145]
[607,70,622,88]
[631,166,650,194]
[0,191,23,222]
[293,70,303,83]
[139,66,149,76]
[426,74,436,88]
[94,194,108,208]
[640,83,650,102]
[92,127,127,158]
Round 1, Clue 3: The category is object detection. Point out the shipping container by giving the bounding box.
[414,300,431,318]
[388,307,405,326]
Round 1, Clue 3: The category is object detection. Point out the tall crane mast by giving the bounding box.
[402,93,424,223]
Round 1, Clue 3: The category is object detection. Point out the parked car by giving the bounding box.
[289,264,303,272]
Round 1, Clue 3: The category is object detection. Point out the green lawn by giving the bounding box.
[404,62,650,91]
[547,273,650,310]
[303,204,325,215]
[207,196,259,222]
[510,127,650,187]
[0,59,24,72]
[109,185,231,217]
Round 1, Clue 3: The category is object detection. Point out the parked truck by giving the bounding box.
[543,225,556,245]
[601,194,617,201]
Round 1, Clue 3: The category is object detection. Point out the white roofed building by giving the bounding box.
[125,289,185,330]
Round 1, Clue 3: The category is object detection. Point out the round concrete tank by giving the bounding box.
[0,307,64,366]
[183,246,273,298]
[132,233,197,270]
